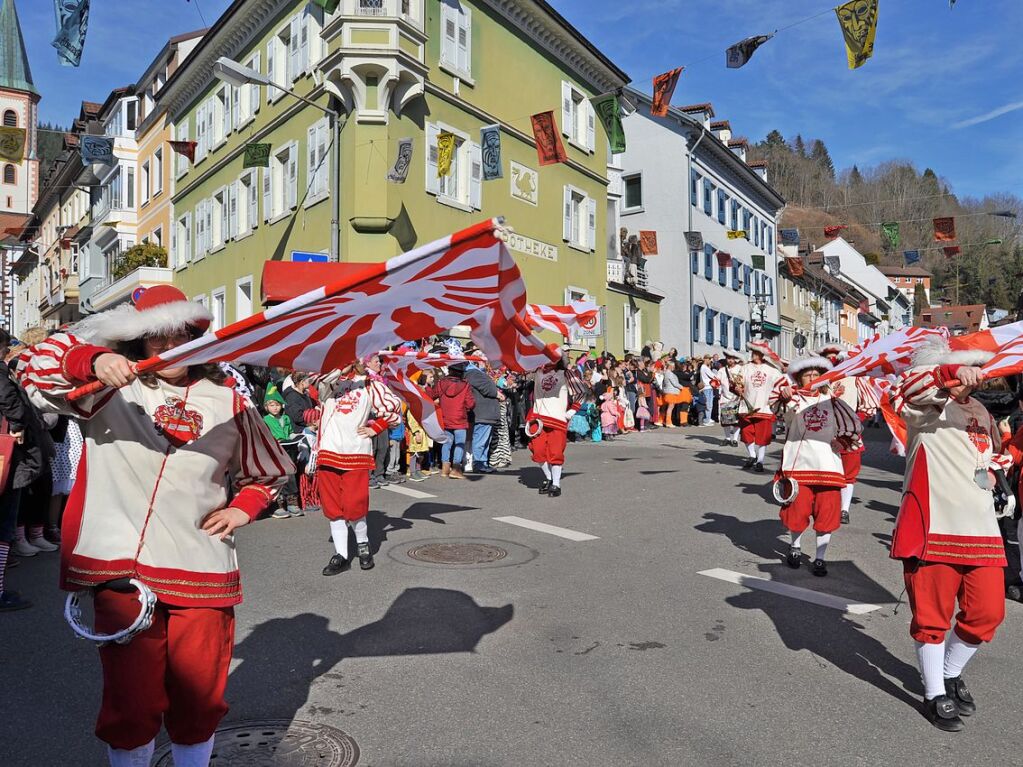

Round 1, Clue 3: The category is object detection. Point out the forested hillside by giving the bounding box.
[749,131,1023,310]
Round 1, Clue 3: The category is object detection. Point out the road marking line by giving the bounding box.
[380,484,436,500]
[493,516,599,541]
[698,568,882,615]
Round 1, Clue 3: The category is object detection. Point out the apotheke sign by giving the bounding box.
[506,232,558,262]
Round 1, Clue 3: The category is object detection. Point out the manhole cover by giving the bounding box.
[388,537,539,569]
[408,542,508,564]
[153,720,359,766]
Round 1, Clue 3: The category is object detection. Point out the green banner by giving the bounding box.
[243,143,271,168]
[751,254,766,270]
[590,92,626,154]
[311,0,340,12]
[881,221,900,248]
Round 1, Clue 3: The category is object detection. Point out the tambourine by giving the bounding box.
[772,476,799,505]
[65,578,158,647]
[524,418,543,438]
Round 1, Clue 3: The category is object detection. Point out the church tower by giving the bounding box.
[0,0,39,214]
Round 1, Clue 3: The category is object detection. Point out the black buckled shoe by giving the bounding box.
[811,558,828,577]
[754,462,765,474]
[539,480,551,495]
[548,485,562,498]
[322,554,350,577]
[742,457,756,470]
[841,509,850,525]
[786,547,802,569]
[357,542,375,570]
[924,695,964,732]
[944,676,976,716]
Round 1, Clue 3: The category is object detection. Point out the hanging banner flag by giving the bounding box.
[824,225,847,238]
[169,140,197,164]
[835,0,879,70]
[650,67,683,117]
[530,111,568,166]
[480,124,503,181]
[242,142,271,168]
[80,135,113,166]
[590,92,626,154]
[0,127,26,162]
[684,231,704,251]
[751,255,766,270]
[859,299,870,314]
[903,249,921,265]
[881,221,900,248]
[933,216,956,241]
[639,231,658,256]
[726,33,774,68]
[311,0,341,11]
[824,255,842,273]
[727,230,746,239]
[436,132,456,177]
[715,251,733,269]
[52,0,90,67]
[385,137,413,183]
[779,228,800,246]
[943,245,961,258]
[785,257,805,277]
[808,251,825,265]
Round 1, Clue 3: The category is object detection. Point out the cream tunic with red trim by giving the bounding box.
[773,389,862,487]
[18,333,293,607]
[890,365,1007,567]
[737,362,783,418]
[529,368,576,431]
[316,376,401,470]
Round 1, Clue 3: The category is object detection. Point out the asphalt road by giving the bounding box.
[4,424,1023,766]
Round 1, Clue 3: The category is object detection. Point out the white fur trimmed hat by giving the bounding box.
[787,356,832,378]
[817,344,844,359]
[912,337,995,368]
[73,285,213,347]
[748,340,783,370]
[723,349,745,361]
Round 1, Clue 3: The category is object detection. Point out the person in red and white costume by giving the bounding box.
[315,360,401,576]
[528,357,577,498]
[891,339,1009,731]
[818,345,880,525]
[17,285,292,767]
[715,350,744,447]
[733,342,784,473]
[770,356,861,577]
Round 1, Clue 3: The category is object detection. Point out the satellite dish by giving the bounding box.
[793,333,807,350]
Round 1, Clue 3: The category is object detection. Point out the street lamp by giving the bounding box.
[213,57,342,262]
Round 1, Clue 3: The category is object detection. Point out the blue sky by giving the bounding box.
[19,0,1023,199]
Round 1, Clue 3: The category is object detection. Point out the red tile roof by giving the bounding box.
[917,304,987,334]
[748,160,767,168]
[878,265,933,278]
[710,120,731,130]
[679,103,715,117]
[728,137,749,148]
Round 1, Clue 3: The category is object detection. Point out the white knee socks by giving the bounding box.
[352,517,369,544]
[756,445,766,463]
[944,632,980,679]
[171,735,215,767]
[107,740,155,767]
[790,531,803,549]
[840,485,854,511]
[551,465,563,487]
[916,640,947,699]
[731,427,741,441]
[746,443,756,459]
[541,462,552,480]
[330,519,350,559]
[815,533,831,561]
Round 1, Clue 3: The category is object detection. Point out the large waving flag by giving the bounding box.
[813,327,948,389]
[949,321,1023,353]
[524,300,600,338]
[70,220,556,400]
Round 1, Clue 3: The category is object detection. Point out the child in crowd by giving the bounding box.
[406,408,432,482]
[601,388,620,441]
[386,407,406,484]
[263,385,302,519]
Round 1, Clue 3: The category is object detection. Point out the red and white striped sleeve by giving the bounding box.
[768,377,792,411]
[891,366,947,425]
[17,332,115,419]
[855,376,881,416]
[367,380,402,433]
[230,397,295,520]
[833,398,864,443]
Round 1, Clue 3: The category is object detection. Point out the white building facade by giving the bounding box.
[620,91,785,358]
[817,237,912,335]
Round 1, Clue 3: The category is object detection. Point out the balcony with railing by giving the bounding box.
[88,266,173,312]
[607,259,649,290]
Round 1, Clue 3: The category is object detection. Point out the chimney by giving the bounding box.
[679,103,715,128]
[710,119,731,144]
[728,137,749,163]
[748,160,768,183]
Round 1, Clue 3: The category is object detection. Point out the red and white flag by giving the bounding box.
[812,326,948,389]
[524,300,600,338]
[979,336,1023,380]
[950,321,1023,354]
[70,220,556,400]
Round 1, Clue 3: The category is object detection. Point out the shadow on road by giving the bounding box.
[227,588,513,729]
[515,467,580,491]
[365,503,478,555]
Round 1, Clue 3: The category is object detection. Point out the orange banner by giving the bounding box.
[651,67,683,117]
[530,111,568,166]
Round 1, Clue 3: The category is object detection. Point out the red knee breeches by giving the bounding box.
[94,589,234,750]
[779,484,841,534]
[841,451,862,483]
[317,467,370,522]
[903,560,1005,645]
[739,415,774,447]
[529,427,567,466]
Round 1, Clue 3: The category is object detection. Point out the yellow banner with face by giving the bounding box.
[437,132,456,178]
[835,0,879,70]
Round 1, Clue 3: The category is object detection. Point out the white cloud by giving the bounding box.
[952,101,1023,130]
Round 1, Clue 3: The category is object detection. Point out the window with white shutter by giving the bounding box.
[287,142,298,209]
[248,170,259,229]
[440,3,457,70]
[561,81,572,138]
[176,120,189,176]
[425,122,440,196]
[262,166,272,222]
[587,196,596,252]
[299,10,309,74]
[288,16,301,82]
[456,6,471,74]
[231,86,240,130]
[561,81,594,152]
[306,3,324,66]
[194,203,205,258]
[562,186,572,243]
[439,1,471,77]
[469,141,481,210]
[562,186,591,250]
[228,181,238,240]
[266,39,276,102]
[206,96,215,148]
[306,119,329,201]
[205,199,213,252]
[249,53,261,115]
